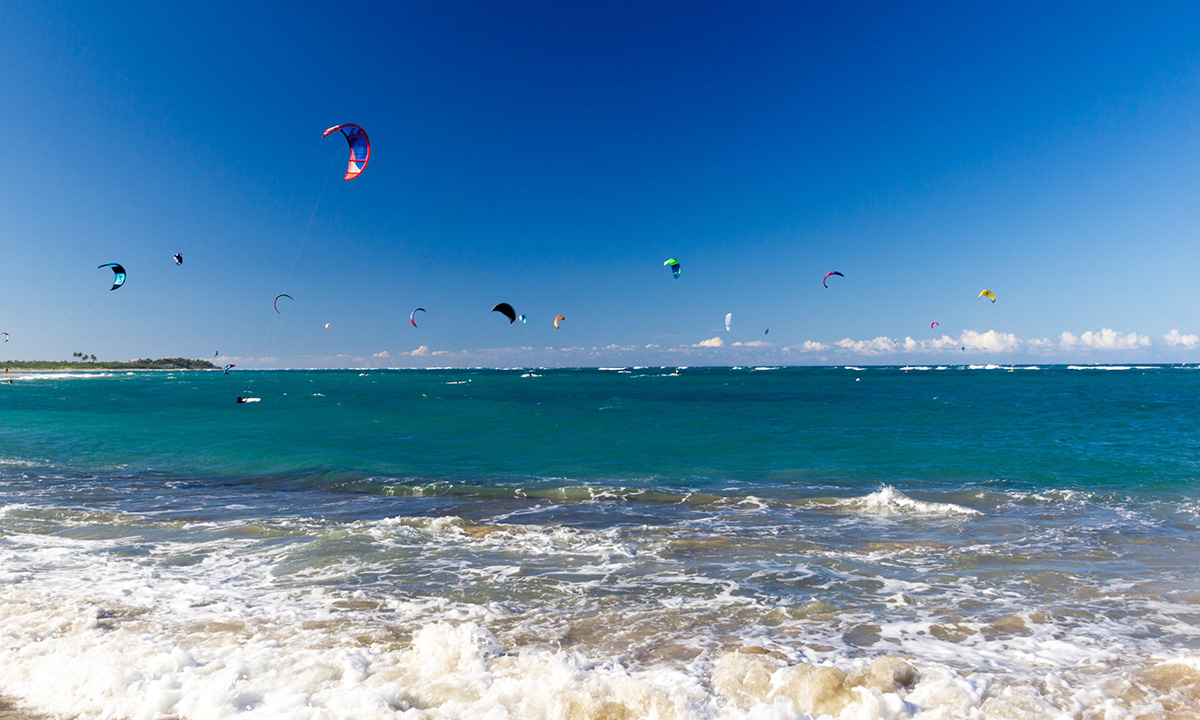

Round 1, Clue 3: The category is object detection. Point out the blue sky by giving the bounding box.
[4,1,1200,367]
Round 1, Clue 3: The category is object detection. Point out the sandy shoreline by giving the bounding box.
[0,696,50,720]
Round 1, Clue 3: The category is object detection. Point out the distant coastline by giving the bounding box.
[1,358,217,371]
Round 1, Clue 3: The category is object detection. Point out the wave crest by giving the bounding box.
[821,485,981,517]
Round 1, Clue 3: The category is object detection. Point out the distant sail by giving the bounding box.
[492,303,517,324]
[98,263,126,291]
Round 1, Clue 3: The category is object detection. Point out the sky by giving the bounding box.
[3,1,1200,368]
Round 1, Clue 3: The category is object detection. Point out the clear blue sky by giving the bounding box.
[4,1,1200,367]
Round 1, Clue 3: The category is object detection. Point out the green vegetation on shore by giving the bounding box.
[2,358,217,370]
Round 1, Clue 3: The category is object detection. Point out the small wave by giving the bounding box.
[816,485,981,517]
[0,457,41,469]
[377,481,725,506]
[1068,365,1133,371]
[6,372,118,380]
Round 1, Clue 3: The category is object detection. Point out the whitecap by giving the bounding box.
[824,485,981,517]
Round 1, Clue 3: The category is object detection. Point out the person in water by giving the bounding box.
[236,396,248,403]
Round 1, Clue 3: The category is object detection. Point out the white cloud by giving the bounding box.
[789,340,828,353]
[1164,329,1200,348]
[921,335,963,352]
[960,329,1022,353]
[432,350,450,356]
[372,350,390,359]
[732,340,771,348]
[410,345,430,356]
[695,337,724,348]
[1059,328,1150,351]
[835,336,897,355]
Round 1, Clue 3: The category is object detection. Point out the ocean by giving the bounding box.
[1,365,1199,719]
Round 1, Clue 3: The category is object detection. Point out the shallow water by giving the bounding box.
[2,366,1199,718]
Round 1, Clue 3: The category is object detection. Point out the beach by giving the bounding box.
[1,366,1199,719]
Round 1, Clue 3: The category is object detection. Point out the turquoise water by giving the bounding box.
[2,366,1199,718]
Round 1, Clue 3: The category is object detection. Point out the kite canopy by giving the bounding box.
[664,258,681,279]
[173,253,183,266]
[931,321,939,328]
[492,303,517,324]
[325,323,332,329]
[725,313,732,332]
[979,289,997,303]
[554,315,565,329]
[410,308,426,327]
[764,328,769,335]
[222,364,235,374]
[274,294,293,314]
[518,314,528,324]
[2,332,8,342]
[98,263,126,291]
[822,271,844,288]
[322,123,370,181]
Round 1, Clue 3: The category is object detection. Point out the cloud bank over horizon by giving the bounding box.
[227,328,1200,369]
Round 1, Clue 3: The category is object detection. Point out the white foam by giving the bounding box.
[6,372,119,380]
[825,485,981,517]
[0,503,1194,720]
[1067,365,1133,371]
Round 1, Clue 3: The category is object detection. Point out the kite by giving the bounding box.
[410,308,426,327]
[325,323,332,329]
[554,315,565,329]
[979,289,996,303]
[223,364,235,374]
[322,123,370,181]
[173,253,183,266]
[725,313,732,332]
[98,263,126,291]
[765,328,769,335]
[822,271,844,288]
[274,294,293,314]
[519,314,527,324]
[492,303,517,324]
[1,332,8,342]
[664,258,681,279]
[214,350,219,357]
[931,321,939,329]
